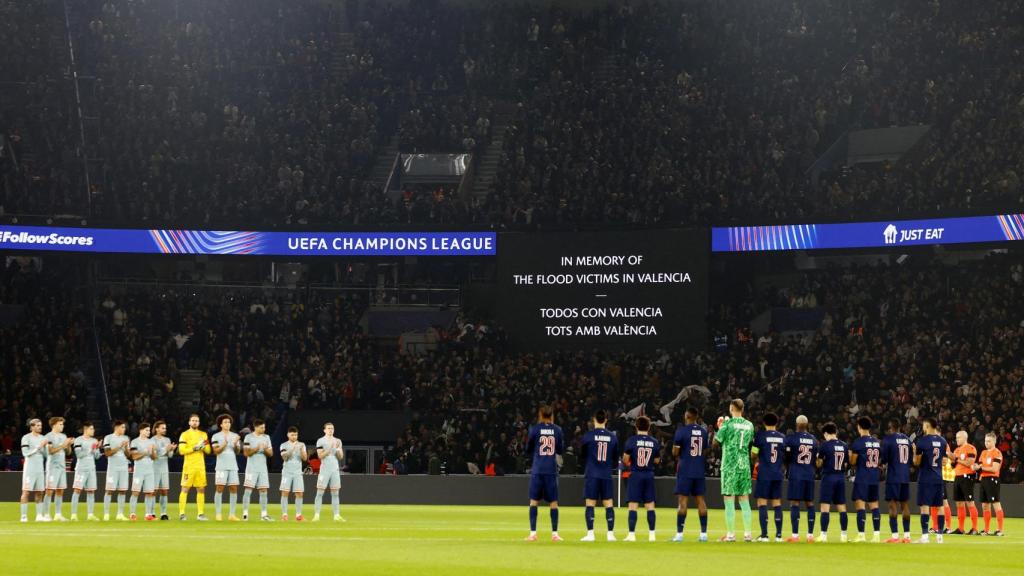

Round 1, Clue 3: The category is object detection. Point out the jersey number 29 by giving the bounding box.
[538,436,556,456]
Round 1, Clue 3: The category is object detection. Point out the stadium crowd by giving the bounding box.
[2,0,1022,227]
[0,257,89,471]
[1,0,1022,486]
[3,253,1021,486]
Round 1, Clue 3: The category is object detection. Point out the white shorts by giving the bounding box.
[215,470,240,486]
[316,470,341,490]
[154,469,170,490]
[73,470,97,491]
[132,472,155,493]
[106,469,129,491]
[22,470,45,492]
[244,470,269,489]
[279,472,304,493]
[46,469,67,490]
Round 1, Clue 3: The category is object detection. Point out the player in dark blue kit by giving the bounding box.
[849,416,882,542]
[524,405,564,542]
[784,415,818,542]
[881,419,913,543]
[579,410,618,541]
[815,422,849,542]
[913,417,949,544]
[623,416,660,542]
[671,407,709,542]
[752,412,785,542]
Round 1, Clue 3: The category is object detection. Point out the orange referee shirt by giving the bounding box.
[978,448,1003,478]
[951,443,977,476]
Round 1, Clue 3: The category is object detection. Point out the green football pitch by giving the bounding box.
[0,504,1020,575]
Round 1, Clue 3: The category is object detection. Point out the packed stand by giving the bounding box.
[0,0,83,217]
[383,254,1024,481]
[3,0,1021,227]
[95,287,370,434]
[0,258,89,470]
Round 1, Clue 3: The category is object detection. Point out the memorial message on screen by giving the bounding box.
[498,229,708,351]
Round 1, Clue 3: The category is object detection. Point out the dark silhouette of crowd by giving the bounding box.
[0,257,89,470]
[1,1,1023,483]
[3,0,1022,227]
[5,251,1021,484]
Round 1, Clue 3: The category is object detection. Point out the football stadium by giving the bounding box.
[1,0,1023,574]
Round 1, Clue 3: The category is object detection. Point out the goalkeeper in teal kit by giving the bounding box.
[713,399,755,541]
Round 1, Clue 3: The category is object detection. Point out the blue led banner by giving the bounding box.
[0,226,496,256]
[711,214,1024,252]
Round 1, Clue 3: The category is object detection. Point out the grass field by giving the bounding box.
[0,503,1020,575]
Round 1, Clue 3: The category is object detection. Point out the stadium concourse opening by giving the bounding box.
[1,0,1023,572]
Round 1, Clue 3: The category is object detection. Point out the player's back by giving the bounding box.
[581,429,617,479]
[881,432,911,483]
[625,433,660,477]
[819,439,848,476]
[212,431,239,470]
[754,430,786,480]
[784,431,818,480]
[851,436,881,484]
[914,434,947,484]
[674,423,709,479]
[719,417,754,471]
[21,433,45,471]
[527,423,563,476]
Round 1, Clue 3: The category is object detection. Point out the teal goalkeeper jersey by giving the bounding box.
[716,417,754,475]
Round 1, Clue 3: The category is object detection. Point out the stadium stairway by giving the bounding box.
[592,52,622,85]
[331,31,355,81]
[176,368,203,414]
[82,356,111,432]
[366,136,400,190]
[468,104,516,200]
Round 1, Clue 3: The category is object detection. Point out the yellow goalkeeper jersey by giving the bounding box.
[942,458,955,482]
[178,428,210,467]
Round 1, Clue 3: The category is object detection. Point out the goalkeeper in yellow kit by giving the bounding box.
[178,414,211,520]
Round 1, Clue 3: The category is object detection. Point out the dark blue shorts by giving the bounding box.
[755,478,782,500]
[584,477,614,501]
[674,476,706,497]
[529,474,559,502]
[917,482,944,507]
[627,476,656,503]
[819,475,846,505]
[852,482,879,502]
[885,482,910,502]
[787,479,815,502]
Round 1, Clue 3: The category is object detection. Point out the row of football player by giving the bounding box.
[523,401,1006,543]
[18,414,347,523]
